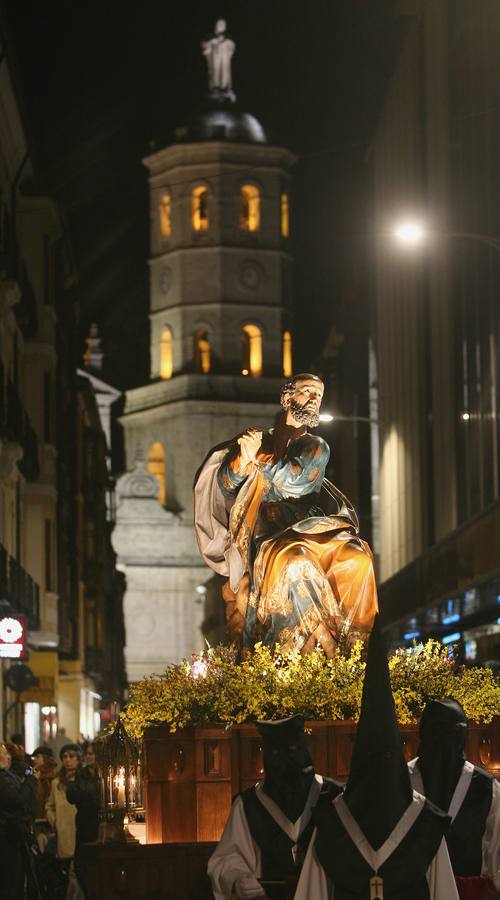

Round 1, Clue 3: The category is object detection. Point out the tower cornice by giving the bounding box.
[143,141,296,175]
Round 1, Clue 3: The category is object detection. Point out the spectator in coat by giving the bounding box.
[6,740,36,831]
[32,745,57,828]
[0,741,29,900]
[46,743,85,900]
[67,741,100,896]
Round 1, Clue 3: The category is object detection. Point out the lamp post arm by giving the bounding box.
[329,415,377,424]
[447,231,500,252]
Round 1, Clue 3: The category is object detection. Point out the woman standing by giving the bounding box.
[46,743,85,900]
[32,745,57,823]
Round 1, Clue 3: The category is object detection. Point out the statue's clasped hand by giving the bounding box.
[237,429,263,468]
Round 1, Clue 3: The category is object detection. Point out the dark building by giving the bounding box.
[0,15,126,743]
[371,0,500,664]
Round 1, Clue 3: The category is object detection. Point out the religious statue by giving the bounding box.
[202,19,236,100]
[193,374,378,656]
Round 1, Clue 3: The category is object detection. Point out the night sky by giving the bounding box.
[3,1,401,390]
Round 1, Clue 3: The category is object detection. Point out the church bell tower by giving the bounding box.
[113,21,296,681]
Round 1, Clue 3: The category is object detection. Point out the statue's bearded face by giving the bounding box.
[286,379,324,427]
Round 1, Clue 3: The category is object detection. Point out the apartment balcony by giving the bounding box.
[0,206,38,337]
[0,544,40,629]
[0,359,39,480]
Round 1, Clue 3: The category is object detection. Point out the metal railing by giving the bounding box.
[0,544,40,629]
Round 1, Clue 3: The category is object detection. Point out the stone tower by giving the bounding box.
[113,21,296,682]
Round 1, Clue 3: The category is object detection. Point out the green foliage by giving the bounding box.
[121,640,500,739]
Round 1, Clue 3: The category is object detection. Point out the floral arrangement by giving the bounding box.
[121,640,500,739]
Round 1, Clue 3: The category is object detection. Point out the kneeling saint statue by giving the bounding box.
[194,374,378,655]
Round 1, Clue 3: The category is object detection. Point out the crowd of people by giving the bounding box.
[0,733,99,900]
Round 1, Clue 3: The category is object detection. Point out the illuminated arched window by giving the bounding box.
[195,329,211,374]
[192,186,209,232]
[160,327,173,380]
[242,324,262,377]
[147,442,166,506]
[159,192,172,237]
[240,184,260,232]
[282,330,293,378]
[281,193,289,238]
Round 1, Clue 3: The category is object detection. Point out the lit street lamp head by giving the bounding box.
[393,221,426,245]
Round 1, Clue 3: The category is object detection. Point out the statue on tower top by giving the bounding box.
[201,19,236,102]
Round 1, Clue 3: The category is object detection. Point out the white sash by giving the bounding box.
[408,759,474,823]
[255,774,323,844]
[334,790,426,872]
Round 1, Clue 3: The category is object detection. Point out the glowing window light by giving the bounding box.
[442,631,461,645]
[159,192,172,237]
[160,328,173,380]
[240,184,260,232]
[192,186,209,232]
[195,330,211,374]
[242,324,262,377]
[147,442,166,506]
[465,639,477,660]
[442,613,460,625]
[403,631,421,640]
[281,193,289,238]
[282,330,293,377]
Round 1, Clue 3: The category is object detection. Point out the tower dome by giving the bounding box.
[175,97,266,145]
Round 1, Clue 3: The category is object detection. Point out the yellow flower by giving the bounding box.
[120,640,500,738]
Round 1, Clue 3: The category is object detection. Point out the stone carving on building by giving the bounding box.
[238,260,264,291]
[159,266,173,296]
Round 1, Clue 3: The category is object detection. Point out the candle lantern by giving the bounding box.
[94,718,143,843]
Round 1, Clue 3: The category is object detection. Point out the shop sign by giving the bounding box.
[0,616,26,659]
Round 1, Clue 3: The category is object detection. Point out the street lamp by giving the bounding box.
[393,221,425,245]
[392,220,500,253]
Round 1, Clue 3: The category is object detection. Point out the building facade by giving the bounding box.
[0,24,125,745]
[372,0,500,663]
[114,28,296,680]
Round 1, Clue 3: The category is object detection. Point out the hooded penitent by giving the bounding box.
[414,699,497,884]
[417,699,466,811]
[342,616,413,848]
[257,714,315,823]
[313,616,451,899]
[238,715,342,899]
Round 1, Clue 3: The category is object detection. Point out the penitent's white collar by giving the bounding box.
[334,790,426,872]
[255,774,323,844]
[409,758,474,823]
